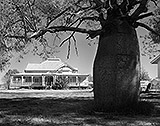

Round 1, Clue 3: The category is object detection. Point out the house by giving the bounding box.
[10,57,89,89]
[150,54,160,90]
[151,54,160,78]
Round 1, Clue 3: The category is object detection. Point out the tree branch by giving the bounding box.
[67,39,71,59]
[4,35,25,39]
[46,7,70,27]
[5,19,22,30]
[46,0,83,27]
[92,0,103,11]
[73,35,79,56]
[91,0,106,26]
[131,0,148,20]
[136,22,160,36]
[26,0,37,31]
[127,1,141,12]
[12,1,28,41]
[68,16,100,27]
[59,19,83,47]
[5,26,101,40]
[150,0,158,7]
[136,12,154,21]
[29,26,102,39]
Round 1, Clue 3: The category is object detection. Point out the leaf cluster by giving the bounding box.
[1,69,19,85]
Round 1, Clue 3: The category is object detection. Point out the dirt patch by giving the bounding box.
[0,90,160,126]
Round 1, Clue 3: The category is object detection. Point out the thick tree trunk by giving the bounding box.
[93,19,141,111]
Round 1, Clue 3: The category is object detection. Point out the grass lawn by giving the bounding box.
[0,89,160,126]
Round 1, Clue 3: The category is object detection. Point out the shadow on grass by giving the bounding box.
[0,97,156,116]
[0,97,94,116]
[0,97,95,126]
[0,94,159,125]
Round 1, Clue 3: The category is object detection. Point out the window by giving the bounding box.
[25,77,32,82]
[34,77,42,83]
[70,77,76,82]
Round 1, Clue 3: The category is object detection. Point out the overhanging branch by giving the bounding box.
[131,0,148,19]
[5,26,102,40]
[30,26,102,39]
[127,1,141,12]
[68,16,100,27]
[46,0,84,27]
[136,12,154,21]
[136,22,160,36]
[4,35,25,39]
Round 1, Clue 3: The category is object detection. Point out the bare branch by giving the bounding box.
[131,0,148,19]
[5,26,101,40]
[29,29,48,39]
[150,0,158,7]
[29,26,102,39]
[136,12,154,20]
[59,18,83,47]
[81,16,100,22]
[59,32,75,47]
[92,0,106,26]
[67,39,71,59]
[4,35,25,39]
[46,7,70,27]
[73,35,78,56]
[5,19,22,30]
[46,0,83,27]
[12,1,28,41]
[68,16,100,27]
[136,22,160,37]
[127,1,141,12]
[92,0,103,11]
[26,0,37,31]
[48,26,101,35]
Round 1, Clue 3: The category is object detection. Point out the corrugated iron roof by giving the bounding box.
[150,54,160,64]
[25,58,77,71]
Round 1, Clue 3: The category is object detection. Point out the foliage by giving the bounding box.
[141,7,160,59]
[2,69,19,89]
[140,67,151,81]
[0,0,160,70]
[88,74,93,82]
[54,76,69,89]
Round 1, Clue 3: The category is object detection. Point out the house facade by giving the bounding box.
[150,54,160,90]
[10,57,89,89]
[151,54,160,78]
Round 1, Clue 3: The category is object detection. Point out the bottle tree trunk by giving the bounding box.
[93,19,141,111]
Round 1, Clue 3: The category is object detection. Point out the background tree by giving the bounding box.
[54,76,69,89]
[1,0,160,111]
[2,69,19,89]
[141,7,160,59]
[140,67,151,81]
[88,74,93,82]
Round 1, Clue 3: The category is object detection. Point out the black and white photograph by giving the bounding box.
[0,0,160,125]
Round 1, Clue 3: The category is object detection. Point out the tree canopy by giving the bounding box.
[1,69,19,89]
[0,0,160,71]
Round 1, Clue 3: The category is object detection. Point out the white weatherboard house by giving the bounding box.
[150,54,160,90]
[151,54,160,78]
[10,57,89,89]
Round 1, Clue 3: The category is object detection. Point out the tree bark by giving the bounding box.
[93,19,141,111]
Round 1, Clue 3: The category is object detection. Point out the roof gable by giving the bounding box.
[25,58,77,72]
[57,65,78,72]
[151,54,160,64]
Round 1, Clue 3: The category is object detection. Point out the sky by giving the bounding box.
[0,27,158,84]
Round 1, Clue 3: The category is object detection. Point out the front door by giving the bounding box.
[45,76,53,86]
